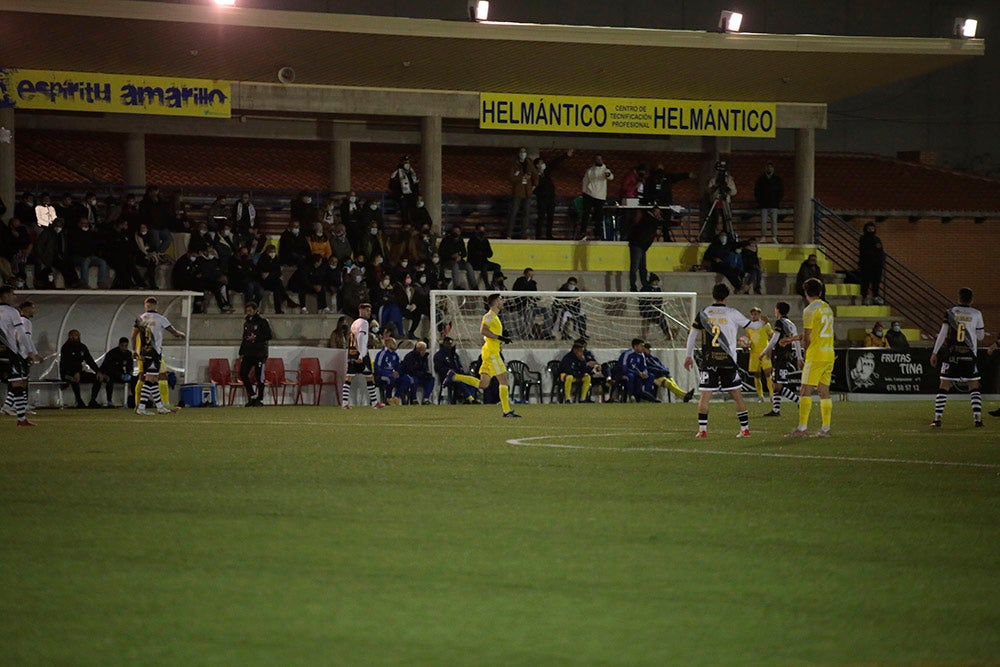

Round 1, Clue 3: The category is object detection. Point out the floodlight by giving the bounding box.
[468,1,489,22]
[215,0,236,6]
[718,10,743,33]
[953,18,978,38]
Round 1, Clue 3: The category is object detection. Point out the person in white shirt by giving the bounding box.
[930,287,986,428]
[341,303,384,409]
[131,296,186,415]
[579,155,614,239]
[34,193,57,228]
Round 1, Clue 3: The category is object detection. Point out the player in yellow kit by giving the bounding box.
[449,293,522,417]
[746,306,774,403]
[784,278,835,437]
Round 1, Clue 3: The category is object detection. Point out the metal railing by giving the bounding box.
[813,199,950,337]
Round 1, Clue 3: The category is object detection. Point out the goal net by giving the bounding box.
[429,290,697,355]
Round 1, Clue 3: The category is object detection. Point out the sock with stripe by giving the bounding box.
[367,382,379,406]
[698,413,708,433]
[341,379,352,407]
[971,390,982,422]
[737,410,749,429]
[934,393,947,421]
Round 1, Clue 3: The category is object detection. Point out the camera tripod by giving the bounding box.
[699,193,736,242]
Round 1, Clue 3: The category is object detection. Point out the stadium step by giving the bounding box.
[835,304,892,318]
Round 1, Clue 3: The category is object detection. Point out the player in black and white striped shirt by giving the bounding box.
[760,301,804,417]
[0,286,36,426]
[930,287,987,428]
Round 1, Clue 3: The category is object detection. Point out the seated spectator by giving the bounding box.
[374,337,403,403]
[558,340,593,403]
[396,274,428,340]
[199,246,234,313]
[68,216,110,289]
[289,254,330,314]
[410,195,433,232]
[133,223,168,290]
[416,223,437,262]
[359,221,387,267]
[578,338,607,399]
[865,322,889,348]
[642,342,694,402]
[106,218,145,289]
[552,276,587,340]
[227,245,264,310]
[322,255,343,312]
[400,341,435,405]
[358,200,385,245]
[437,225,478,290]
[60,329,105,408]
[168,193,194,233]
[35,218,81,288]
[339,191,362,240]
[435,336,479,403]
[795,254,823,301]
[618,338,657,402]
[886,321,909,350]
[172,248,207,311]
[702,232,743,290]
[211,222,242,273]
[278,220,310,267]
[467,224,502,289]
[93,337,135,408]
[256,244,297,314]
[308,222,333,259]
[329,223,352,264]
[377,275,404,337]
[2,216,33,288]
[340,267,370,319]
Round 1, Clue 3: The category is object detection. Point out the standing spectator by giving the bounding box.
[2,217,33,288]
[619,164,647,201]
[643,165,694,232]
[278,220,310,267]
[232,192,257,236]
[360,221,387,265]
[207,195,229,230]
[627,206,661,292]
[702,160,737,241]
[35,193,58,229]
[401,341,436,405]
[319,196,338,228]
[238,301,272,407]
[290,191,317,227]
[323,255,344,311]
[580,155,614,239]
[466,224,501,289]
[506,147,537,239]
[639,274,674,341]
[754,161,784,243]
[739,237,763,295]
[437,225,478,290]
[552,276,587,340]
[886,321,909,350]
[80,192,102,228]
[94,337,134,408]
[533,150,572,240]
[410,196,434,232]
[510,267,552,340]
[794,253,823,301]
[172,249,206,311]
[865,322,889,348]
[339,191,363,245]
[60,329,105,409]
[68,216,110,289]
[858,222,886,305]
[15,192,37,228]
[35,218,80,289]
[388,156,420,225]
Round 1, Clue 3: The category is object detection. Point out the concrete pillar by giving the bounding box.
[331,138,351,193]
[421,115,443,235]
[793,128,816,245]
[124,132,146,192]
[0,108,13,220]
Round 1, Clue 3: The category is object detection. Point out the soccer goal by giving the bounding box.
[429,290,697,355]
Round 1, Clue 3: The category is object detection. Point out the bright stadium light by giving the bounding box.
[215,0,236,6]
[718,10,743,33]
[468,1,489,22]
[953,17,978,38]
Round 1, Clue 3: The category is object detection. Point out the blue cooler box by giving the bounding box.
[179,384,217,407]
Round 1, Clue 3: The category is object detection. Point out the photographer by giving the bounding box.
[702,160,737,241]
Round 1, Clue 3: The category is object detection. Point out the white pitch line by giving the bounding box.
[506,434,1000,470]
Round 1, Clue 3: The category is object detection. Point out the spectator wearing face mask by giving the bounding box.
[361,222,386,265]
[702,232,743,291]
[34,218,81,288]
[580,155,614,240]
[228,245,264,309]
[795,253,824,302]
[329,315,351,349]
[533,149,573,240]
[198,246,234,313]
[506,147,538,239]
[389,156,420,226]
[865,322,889,348]
[289,254,330,314]
[339,191,362,236]
[466,224,502,289]
[68,216,110,289]
[396,273,428,339]
[232,192,256,236]
[858,222,886,305]
[79,191,102,228]
[376,274,405,337]
[358,200,385,247]
[329,223,353,264]
[410,196,433,232]
[278,220,310,267]
[211,222,241,273]
[290,191,317,227]
[341,267,370,319]
[416,224,437,262]
[255,244,297,314]
[437,226,478,290]
[885,321,909,350]
[308,222,333,259]
[552,277,588,340]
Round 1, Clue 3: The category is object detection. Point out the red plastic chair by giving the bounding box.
[208,357,244,406]
[294,357,339,405]
[264,358,298,405]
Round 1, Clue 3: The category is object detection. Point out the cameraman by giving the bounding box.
[702,160,737,241]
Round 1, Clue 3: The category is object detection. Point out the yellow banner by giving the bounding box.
[0,68,231,118]
[480,93,775,138]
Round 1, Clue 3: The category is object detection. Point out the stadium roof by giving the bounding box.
[0,0,985,106]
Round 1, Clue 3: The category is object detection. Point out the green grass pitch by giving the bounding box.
[2,401,999,666]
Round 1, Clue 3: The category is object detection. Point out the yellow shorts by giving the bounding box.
[802,358,834,387]
[479,350,507,378]
[748,355,772,373]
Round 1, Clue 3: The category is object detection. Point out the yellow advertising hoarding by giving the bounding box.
[480,92,776,138]
[0,68,231,118]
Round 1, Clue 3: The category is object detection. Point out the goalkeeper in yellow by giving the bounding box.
[783,278,835,437]
[746,306,774,403]
[449,293,522,417]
